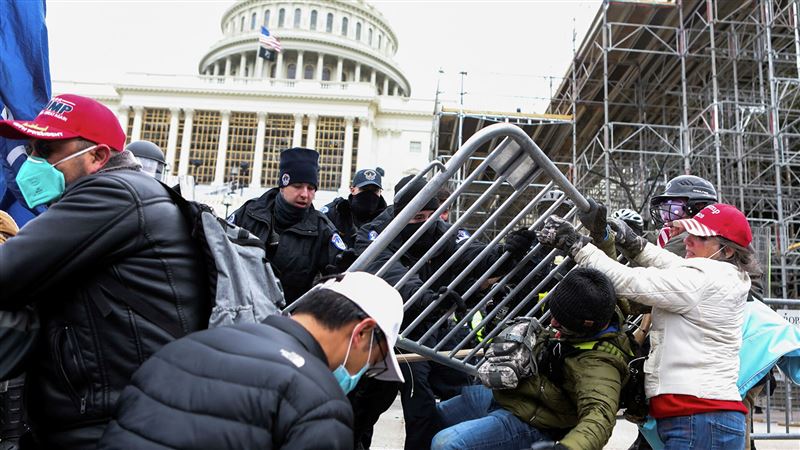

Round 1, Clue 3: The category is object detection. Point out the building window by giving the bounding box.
[263,10,270,26]
[304,64,314,79]
[368,28,373,45]
[409,141,422,153]
[356,22,361,40]
[251,12,257,30]
[188,110,222,185]
[294,8,301,28]
[326,13,333,32]
[224,112,258,184]
[310,10,317,30]
[262,114,294,184]
[315,116,346,190]
[240,16,245,32]
[270,64,276,78]
[341,17,348,36]
[322,67,331,81]
[278,8,285,27]
[378,34,382,50]
[287,63,297,79]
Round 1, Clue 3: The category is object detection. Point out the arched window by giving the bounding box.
[341,17,348,36]
[240,16,245,32]
[263,10,270,26]
[293,8,301,27]
[368,28,373,45]
[251,12,257,30]
[356,22,361,40]
[310,10,317,30]
[304,65,314,80]
[278,8,285,27]
[322,67,331,81]
[326,13,333,32]
[378,34,382,49]
[287,63,297,79]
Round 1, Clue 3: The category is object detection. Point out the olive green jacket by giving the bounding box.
[493,328,632,450]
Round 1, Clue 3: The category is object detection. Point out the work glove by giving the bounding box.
[608,218,648,258]
[436,286,467,314]
[535,216,591,258]
[324,249,358,274]
[578,197,609,243]
[504,229,537,259]
[530,441,568,450]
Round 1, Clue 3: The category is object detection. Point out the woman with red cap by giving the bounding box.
[536,202,758,450]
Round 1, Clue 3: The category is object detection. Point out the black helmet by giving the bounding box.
[126,140,167,180]
[649,175,717,226]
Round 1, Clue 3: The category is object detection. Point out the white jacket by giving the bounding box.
[575,242,750,401]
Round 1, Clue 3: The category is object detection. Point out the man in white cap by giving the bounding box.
[97,272,405,450]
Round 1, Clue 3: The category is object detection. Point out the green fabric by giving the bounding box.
[494,330,632,450]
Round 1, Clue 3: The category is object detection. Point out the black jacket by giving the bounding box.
[231,188,342,304]
[355,209,505,340]
[97,316,354,450]
[0,169,209,450]
[322,195,387,248]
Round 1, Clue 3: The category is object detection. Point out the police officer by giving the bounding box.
[126,140,167,181]
[321,167,387,248]
[230,147,345,304]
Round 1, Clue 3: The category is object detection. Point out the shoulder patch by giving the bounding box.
[280,348,306,368]
[320,205,329,214]
[368,230,379,241]
[456,229,471,243]
[331,232,347,250]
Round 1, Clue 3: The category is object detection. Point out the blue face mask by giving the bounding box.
[333,328,373,395]
[16,146,96,209]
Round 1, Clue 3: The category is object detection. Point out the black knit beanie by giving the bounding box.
[548,267,616,335]
[278,147,319,188]
[393,174,440,213]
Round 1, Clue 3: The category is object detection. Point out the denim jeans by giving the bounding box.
[657,411,746,450]
[431,385,552,450]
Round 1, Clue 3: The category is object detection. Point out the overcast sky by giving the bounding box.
[45,0,601,113]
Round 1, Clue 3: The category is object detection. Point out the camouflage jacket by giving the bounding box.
[493,327,632,450]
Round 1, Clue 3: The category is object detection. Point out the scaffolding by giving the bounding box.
[436,0,800,299]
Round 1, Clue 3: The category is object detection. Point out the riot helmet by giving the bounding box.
[126,140,167,181]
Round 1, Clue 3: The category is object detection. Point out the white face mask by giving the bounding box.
[707,245,727,260]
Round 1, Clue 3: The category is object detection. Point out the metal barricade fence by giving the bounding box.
[347,122,591,375]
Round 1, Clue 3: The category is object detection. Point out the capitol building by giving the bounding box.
[55,0,434,210]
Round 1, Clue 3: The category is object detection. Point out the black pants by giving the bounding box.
[348,378,401,450]
[400,360,472,450]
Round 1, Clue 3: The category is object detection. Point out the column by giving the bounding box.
[213,110,231,185]
[305,114,318,149]
[117,105,129,131]
[254,50,264,80]
[165,107,180,174]
[292,113,304,147]
[339,116,354,193]
[393,85,399,96]
[354,63,361,82]
[370,69,376,86]
[336,57,343,82]
[212,62,220,76]
[382,77,389,95]
[296,50,304,80]
[239,53,247,77]
[224,57,232,79]
[251,112,267,187]
[355,117,372,169]
[177,109,194,177]
[316,53,324,80]
[275,51,284,79]
[130,106,144,142]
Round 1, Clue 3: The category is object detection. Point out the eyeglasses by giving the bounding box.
[365,327,389,379]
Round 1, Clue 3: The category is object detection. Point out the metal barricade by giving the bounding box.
[348,122,590,374]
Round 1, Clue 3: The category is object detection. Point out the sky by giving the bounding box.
[45,0,601,113]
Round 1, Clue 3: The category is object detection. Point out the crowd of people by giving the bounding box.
[0,92,796,450]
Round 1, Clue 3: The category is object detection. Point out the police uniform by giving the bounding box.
[230,147,345,305]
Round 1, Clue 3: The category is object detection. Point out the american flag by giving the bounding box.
[259,26,282,53]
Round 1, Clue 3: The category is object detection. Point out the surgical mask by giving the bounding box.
[707,245,727,261]
[16,146,96,209]
[333,328,373,394]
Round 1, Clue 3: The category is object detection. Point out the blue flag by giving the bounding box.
[0,0,51,226]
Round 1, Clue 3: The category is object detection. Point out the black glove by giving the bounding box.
[436,286,466,314]
[335,249,357,271]
[535,216,591,258]
[578,197,609,242]
[608,218,648,258]
[505,229,537,259]
[530,441,568,450]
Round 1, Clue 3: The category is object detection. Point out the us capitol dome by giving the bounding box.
[55,0,433,211]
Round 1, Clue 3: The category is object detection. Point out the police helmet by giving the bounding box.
[126,140,167,181]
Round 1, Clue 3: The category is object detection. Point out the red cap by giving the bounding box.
[673,203,752,247]
[0,94,126,151]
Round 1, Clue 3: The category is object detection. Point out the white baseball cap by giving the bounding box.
[317,272,405,383]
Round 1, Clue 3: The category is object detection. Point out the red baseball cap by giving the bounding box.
[673,203,752,247]
[0,94,126,151]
